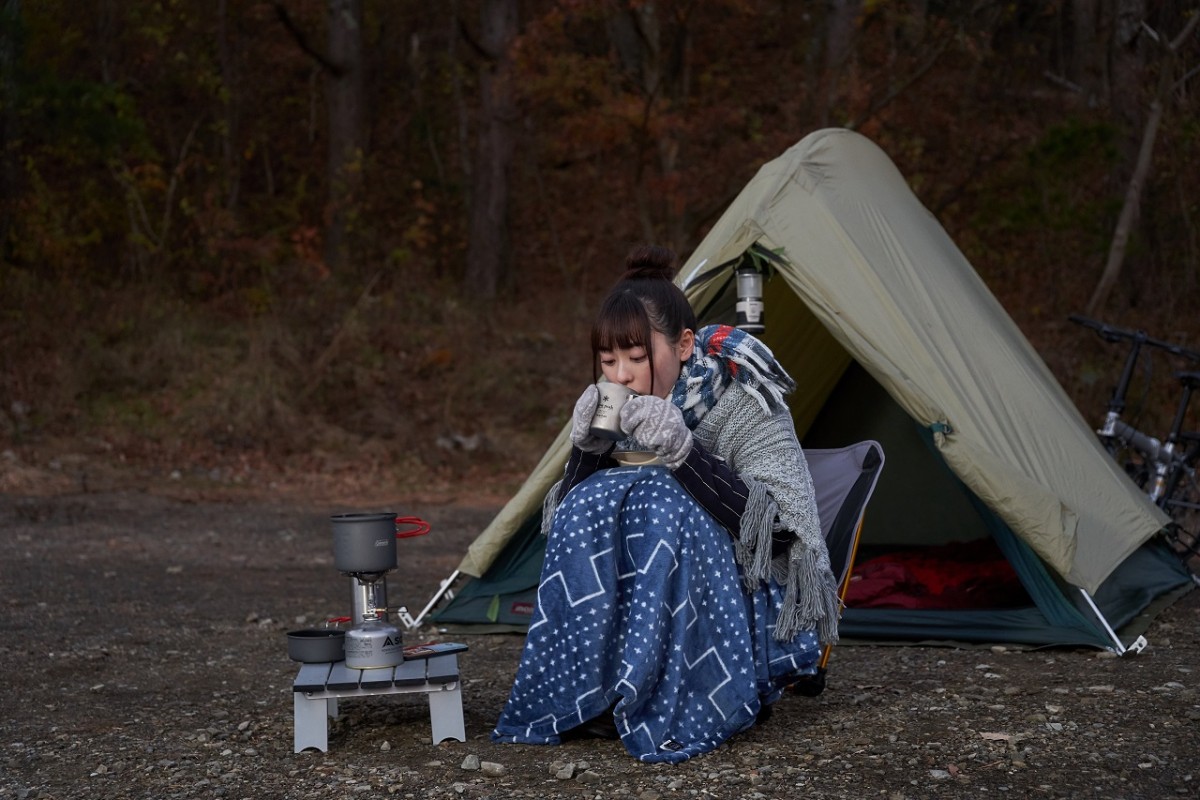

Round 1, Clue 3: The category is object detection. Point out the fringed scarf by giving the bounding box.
[671,325,797,429]
[672,325,839,646]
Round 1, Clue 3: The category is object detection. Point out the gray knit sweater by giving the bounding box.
[691,382,839,645]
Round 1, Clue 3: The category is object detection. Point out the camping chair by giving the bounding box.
[791,439,885,696]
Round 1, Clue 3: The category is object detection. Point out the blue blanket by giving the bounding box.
[492,465,820,763]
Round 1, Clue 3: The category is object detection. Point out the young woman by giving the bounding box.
[492,245,838,762]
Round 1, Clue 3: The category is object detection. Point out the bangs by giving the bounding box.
[591,293,653,354]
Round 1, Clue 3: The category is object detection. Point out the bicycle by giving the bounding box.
[1069,314,1200,570]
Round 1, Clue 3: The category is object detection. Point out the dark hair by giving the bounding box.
[590,245,698,395]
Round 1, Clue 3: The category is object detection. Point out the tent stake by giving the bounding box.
[1079,588,1147,655]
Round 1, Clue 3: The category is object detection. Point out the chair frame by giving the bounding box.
[793,440,885,695]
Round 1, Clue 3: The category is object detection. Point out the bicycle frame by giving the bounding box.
[1145,376,1198,502]
[1072,316,1200,479]
[1065,316,1200,646]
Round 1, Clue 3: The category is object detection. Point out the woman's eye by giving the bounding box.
[600,359,615,367]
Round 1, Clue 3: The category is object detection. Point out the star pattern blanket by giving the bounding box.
[492,465,820,763]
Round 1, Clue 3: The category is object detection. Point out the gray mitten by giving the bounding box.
[619,395,693,469]
[569,384,612,455]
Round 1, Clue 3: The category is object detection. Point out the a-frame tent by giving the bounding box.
[424,128,1193,650]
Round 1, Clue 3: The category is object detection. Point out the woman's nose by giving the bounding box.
[615,362,635,384]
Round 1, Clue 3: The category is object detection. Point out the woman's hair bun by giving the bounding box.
[621,244,677,282]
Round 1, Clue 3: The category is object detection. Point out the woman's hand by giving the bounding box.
[620,395,693,469]
[569,384,615,454]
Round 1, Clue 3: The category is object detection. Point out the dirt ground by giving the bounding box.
[2,457,1199,800]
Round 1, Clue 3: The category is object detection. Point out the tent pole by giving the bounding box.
[1078,588,1147,655]
[679,258,709,289]
[408,569,461,630]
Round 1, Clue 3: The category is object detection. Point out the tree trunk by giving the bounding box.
[609,3,665,245]
[606,2,700,251]
[217,0,242,215]
[0,0,21,258]
[464,0,518,299]
[818,0,862,127]
[904,0,928,44]
[1086,9,1200,314]
[1085,95,1162,315]
[1110,0,1146,173]
[1070,0,1104,106]
[325,0,365,272]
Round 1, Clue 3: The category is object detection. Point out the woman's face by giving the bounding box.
[599,329,695,398]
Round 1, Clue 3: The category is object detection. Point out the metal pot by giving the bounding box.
[331,512,398,574]
[286,629,346,663]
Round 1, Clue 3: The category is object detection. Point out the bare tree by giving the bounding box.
[818,0,864,127]
[325,0,365,272]
[217,0,244,215]
[464,0,518,299]
[270,1,366,271]
[605,1,700,250]
[0,0,21,257]
[609,2,672,246]
[1070,0,1106,106]
[1086,8,1200,315]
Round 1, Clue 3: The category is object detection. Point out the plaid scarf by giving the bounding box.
[671,325,796,429]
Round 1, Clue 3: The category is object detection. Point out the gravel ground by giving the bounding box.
[2,488,1199,800]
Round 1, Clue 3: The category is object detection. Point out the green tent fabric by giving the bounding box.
[430,128,1193,649]
[433,512,545,629]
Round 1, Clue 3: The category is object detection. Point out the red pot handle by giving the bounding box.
[395,516,430,538]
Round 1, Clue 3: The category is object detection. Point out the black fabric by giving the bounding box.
[673,442,797,557]
[559,703,620,740]
[673,442,748,533]
[558,446,617,503]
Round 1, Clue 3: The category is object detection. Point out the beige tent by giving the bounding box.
[417,129,1189,649]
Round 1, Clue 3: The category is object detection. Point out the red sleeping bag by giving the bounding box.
[844,539,1028,609]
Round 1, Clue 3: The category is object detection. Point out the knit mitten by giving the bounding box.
[620,395,693,469]
[569,384,613,455]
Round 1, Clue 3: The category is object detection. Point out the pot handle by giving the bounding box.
[396,516,430,538]
[326,616,352,626]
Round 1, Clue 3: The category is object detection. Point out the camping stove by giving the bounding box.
[329,512,427,669]
[343,570,404,669]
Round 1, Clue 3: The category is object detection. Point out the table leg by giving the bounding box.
[428,685,466,744]
[294,693,330,753]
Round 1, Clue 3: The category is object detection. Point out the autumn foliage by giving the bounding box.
[1,1,1198,495]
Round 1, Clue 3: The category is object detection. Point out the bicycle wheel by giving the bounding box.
[1159,439,1200,574]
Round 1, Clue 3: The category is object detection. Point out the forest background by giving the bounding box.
[1,0,1198,503]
